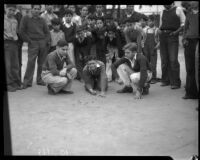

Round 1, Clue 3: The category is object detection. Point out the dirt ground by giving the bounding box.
[7,43,198,159]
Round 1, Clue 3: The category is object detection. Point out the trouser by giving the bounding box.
[23,39,48,86]
[41,68,77,93]
[17,40,23,83]
[4,40,21,88]
[68,43,75,65]
[117,64,152,88]
[195,41,199,91]
[143,33,157,79]
[130,71,152,91]
[184,38,198,97]
[49,46,56,54]
[96,49,106,65]
[75,58,86,80]
[159,32,181,86]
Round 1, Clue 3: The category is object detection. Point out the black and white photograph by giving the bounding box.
[3,2,199,159]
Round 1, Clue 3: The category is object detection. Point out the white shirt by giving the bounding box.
[159,6,186,28]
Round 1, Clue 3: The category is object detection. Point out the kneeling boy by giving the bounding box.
[112,42,152,99]
[41,39,77,95]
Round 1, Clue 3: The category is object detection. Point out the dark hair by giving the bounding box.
[64,9,73,16]
[57,39,68,47]
[123,43,137,52]
[86,55,97,62]
[88,14,96,20]
[6,4,16,8]
[51,18,61,25]
[106,24,117,33]
[96,16,104,22]
[31,5,41,9]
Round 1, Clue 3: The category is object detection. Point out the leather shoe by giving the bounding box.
[22,84,32,89]
[37,81,46,86]
[182,95,198,99]
[60,90,74,94]
[7,86,16,92]
[47,85,56,95]
[171,85,180,89]
[117,86,133,93]
[160,82,170,87]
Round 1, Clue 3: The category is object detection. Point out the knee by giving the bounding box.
[130,73,140,84]
[117,64,127,72]
[59,77,68,85]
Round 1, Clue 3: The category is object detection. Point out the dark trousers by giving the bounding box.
[159,32,181,86]
[17,41,23,83]
[4,40,21,88]
[75,58,86,80]
[184,38,199,97]
[23,40,48,86]
[143,35,157,79]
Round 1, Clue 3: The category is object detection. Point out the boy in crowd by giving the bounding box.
[68,5,81,26]
[49,18,65,53]
[182,1,199,99]
[92,16,107,65]
[74,26,92,81]
[61,9,77,65]
[19,5,51,89]
[41,5,58,30]
[4,4,22,92]
[41,39,77,95]
[93,5,105,19]
[80,5,89,26]
[112,43,152,99]
[143,15,160,84]
[82,56,108,97]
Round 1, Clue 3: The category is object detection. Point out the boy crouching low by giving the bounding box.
[112,42,152,99]
[41,39,77,95]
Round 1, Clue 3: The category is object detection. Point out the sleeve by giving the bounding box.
[99,63,107,92]
[183,15,189,39]
[177,7,186,27]
[82,66,93,90]
[159,11,163,29]
[44,20,51,43]
[138,58,148,89]
[19,16,32,43]
[65,55,76,70]
[48,55,60,76]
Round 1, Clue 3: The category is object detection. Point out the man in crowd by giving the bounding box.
[159,2,185,89]
[19,5,51,89]
[4,4,22,92]
[41,39,77,95]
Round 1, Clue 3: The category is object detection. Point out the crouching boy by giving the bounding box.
[41,39,77,95]
[82,56,108,97]
[112,42,152,99]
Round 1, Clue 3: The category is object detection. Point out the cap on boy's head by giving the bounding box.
[96,16,104,22]
[123,42,138,52]
[76,25,85,33]
[88,14,96,20]
[51,18,61,25]
[105,14,113,20]
[6,4,16,8]
[57,39,68,47]
[106,24,117,33]
[64,9,73,16]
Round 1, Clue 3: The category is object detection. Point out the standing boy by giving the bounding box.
[19,5,51,89]
[4,4,21,92]
[143,15,160,84]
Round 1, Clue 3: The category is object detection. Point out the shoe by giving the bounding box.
[117,86,133,93]
[142,83,150,95]
[22,84,32,89]
[115,79,123,85]
[7,86,16,92]
[37,81,46,86]
[60,90,74,94]
[15,85,23,90]
[160,82,170,87]
[47,85,56,95]
[171,85,180,89]
[182,95,198,99]
[150,79,157,84]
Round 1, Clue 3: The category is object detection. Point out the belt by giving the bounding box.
[161,30,175,33]
[4,39,18,43]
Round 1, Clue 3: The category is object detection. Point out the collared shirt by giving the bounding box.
[159,6,186,28]
[50,30,65,46]
[62,18,73,28]
[42,49,75,75]
[40,11,58,26]
[4,15,18,41]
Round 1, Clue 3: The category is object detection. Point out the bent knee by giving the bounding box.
[130,73,140,83]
